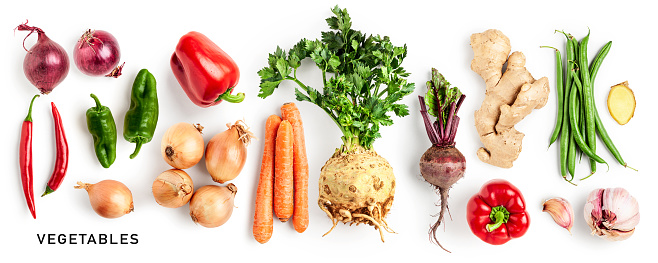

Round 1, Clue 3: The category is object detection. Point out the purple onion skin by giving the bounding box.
[420,145,466,188]
[23,33,70,94]
[74,30,121,76]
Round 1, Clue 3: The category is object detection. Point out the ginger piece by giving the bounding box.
[607,81,635,125]
[471,29,550,168]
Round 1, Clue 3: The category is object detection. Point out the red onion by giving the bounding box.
[73,29,122,77]
[16,21,70,94]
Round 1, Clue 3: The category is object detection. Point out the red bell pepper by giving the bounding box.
[171,31,244,108]
[466,179,530,245]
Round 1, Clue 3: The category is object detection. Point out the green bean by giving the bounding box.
[568,70,607,166]
[578,31,598,175]
[567,131,577,182]
[559,118,569,178]
[563,32,577,100]
[559,39,576,181]
[561,77,575,184]
[589,41,612,83]
[544,46,564,148]
[568,43,586,163]
[578,81,586,162]
[594,108,636,170]
[584,40,633,170]
[569,79,581,172]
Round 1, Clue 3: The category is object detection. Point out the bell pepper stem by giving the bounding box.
[216,87,245,103]
[130,140,143,159]
[486,206,510,232]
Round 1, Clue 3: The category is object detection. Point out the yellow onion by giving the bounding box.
[75,180,133,219]
[161,123,205,169]
[152,169,194,208]
[205,121,254,183]
[189,184,237,228]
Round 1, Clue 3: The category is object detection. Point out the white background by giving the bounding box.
[1,0,654,261]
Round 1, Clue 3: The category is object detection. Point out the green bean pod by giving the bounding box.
[567,131,577,180]
[586,40,632,171]
[578,32,598,174]
[560,39,576,180]
[565,80,577,182]
[594,108,632,169]
[568,71,607,166]
[589,41,612,83]
[563,32,577,101]
[546,46,564,148]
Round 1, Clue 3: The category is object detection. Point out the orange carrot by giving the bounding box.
[274,120,294,222]
[253,115,281,244]
[281,102,309,233]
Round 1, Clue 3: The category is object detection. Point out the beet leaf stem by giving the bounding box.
[419,96,439,145]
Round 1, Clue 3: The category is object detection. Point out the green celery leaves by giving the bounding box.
[257,5,415,152]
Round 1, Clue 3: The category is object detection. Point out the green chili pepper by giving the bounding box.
[86,93,117,168]
[124,68,159,159]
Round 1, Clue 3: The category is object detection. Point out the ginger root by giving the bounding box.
[471,29,550,168]
[607,81,635,125]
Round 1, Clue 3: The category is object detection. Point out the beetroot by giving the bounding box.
[418,68,466,252]
[420,146,465,188]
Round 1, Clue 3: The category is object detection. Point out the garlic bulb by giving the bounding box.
[584,188,640,241]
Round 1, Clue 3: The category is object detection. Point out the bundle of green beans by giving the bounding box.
[545,30,634,184]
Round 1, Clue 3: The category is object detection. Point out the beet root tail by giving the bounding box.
[429,187,451,253]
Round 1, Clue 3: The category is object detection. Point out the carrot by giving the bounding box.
[253,115,281,243]
[274,120,294,222]
[281,102,309,233]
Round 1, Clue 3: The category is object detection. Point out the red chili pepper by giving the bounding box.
[466,179,530,245]
[19,95,39,219]
[170,31,244,108]
[42,102,69,197]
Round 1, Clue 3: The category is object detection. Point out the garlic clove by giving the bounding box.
[542,197,574,233]
[584,187,640,241]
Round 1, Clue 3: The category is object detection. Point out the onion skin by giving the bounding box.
[189,184,237,228]
[74,30,121,76]
[17,23,69,94]
[75,180,133,219]
[205,122,253,183]
[152,169,194,208]
[161,123,205,169]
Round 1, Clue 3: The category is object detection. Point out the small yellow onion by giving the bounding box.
[152,169,194,208]
[189,184,237,228]
[75,180,134,219]
[205,121,255,183]
[161,123,205,169]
